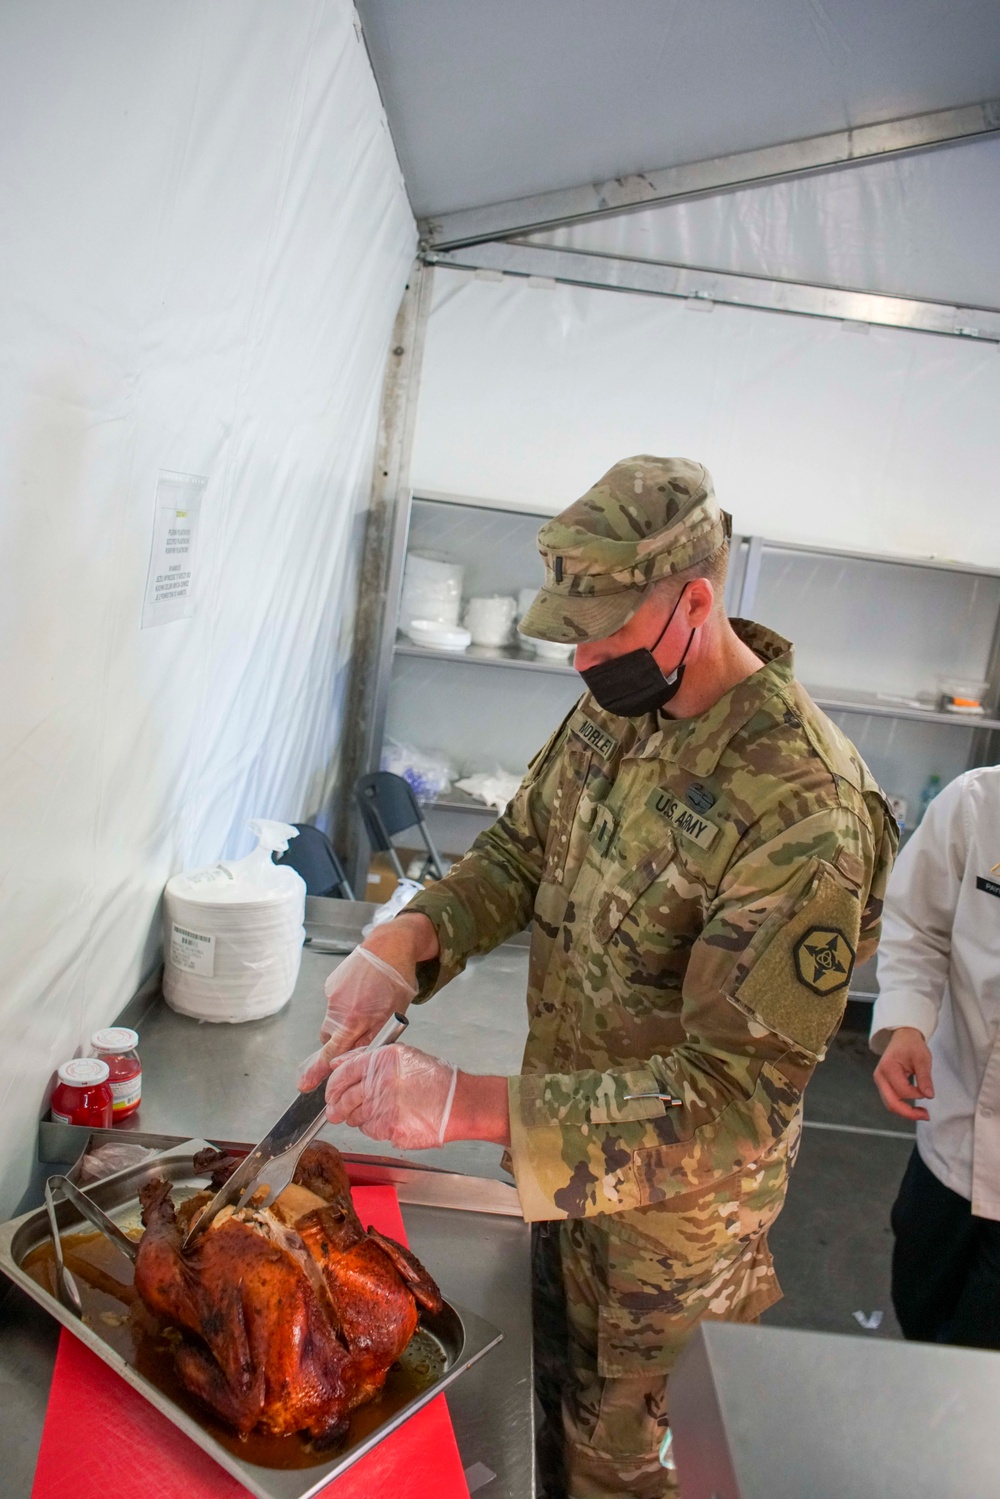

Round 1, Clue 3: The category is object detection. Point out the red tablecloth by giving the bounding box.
[32,1185,469,1499]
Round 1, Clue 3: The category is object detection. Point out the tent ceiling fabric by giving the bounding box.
[357,0,1000,218]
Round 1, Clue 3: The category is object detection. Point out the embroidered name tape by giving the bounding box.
[645,787,720,850]
[573,717,619,760]
[976,875,1000,900]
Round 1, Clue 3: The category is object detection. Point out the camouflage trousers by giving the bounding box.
[533,1194,782,1499]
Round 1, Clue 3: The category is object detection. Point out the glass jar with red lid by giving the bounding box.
[51,1059,114,1128]
[90,1027,142,1120]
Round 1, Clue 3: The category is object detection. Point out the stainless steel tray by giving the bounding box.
[0,1139,503,1499]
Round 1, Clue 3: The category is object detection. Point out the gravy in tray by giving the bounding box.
[23,1230,445,1471]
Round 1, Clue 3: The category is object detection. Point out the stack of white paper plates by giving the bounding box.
[162,868,305,1023]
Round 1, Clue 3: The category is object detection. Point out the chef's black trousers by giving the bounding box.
[891,1146,1000,1348]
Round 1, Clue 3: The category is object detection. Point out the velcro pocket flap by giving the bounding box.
[726,861,861,1060]
[593,833,677,944]
[543,743,592,882]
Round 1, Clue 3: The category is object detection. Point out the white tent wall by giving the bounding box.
[0,0,415,1217]
[411,269,1000,564]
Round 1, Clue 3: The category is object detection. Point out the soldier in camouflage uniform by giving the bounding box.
[302,456,897,1498]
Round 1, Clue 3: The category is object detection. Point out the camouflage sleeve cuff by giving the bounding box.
[507,1067,668,1222]
[507,1060,800,1223]
[400,888,483,1000]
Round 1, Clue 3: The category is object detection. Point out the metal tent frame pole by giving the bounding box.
[424,240,1000,344]
[420,97,1000,250]
[333,261,435,894]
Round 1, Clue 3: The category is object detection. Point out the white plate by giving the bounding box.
[405,620,472,651]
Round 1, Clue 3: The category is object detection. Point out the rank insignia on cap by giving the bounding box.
[794,927,855,996]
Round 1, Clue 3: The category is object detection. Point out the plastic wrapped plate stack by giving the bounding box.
[162,821,306,1023]
[399,552,464,635]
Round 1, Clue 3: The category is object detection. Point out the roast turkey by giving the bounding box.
[133,1142,442,1443]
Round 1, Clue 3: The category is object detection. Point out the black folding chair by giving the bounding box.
[273,823,355,900]
[353,771,445,882]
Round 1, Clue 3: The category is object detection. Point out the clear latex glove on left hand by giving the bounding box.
[323,1043,458,1151]
[321,946,417,1045]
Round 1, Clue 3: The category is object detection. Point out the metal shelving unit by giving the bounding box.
[380,491,1000,889]
[394,637,1000,734]
[432,787,507,816]
[394,639,576,675]
[801,689,1000,734]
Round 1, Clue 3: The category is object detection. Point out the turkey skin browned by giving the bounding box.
[134,1142,442,1443]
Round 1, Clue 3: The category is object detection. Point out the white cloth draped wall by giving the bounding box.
[0,0,415,1216]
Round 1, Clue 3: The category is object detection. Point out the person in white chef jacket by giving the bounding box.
[870,764,1000,1346]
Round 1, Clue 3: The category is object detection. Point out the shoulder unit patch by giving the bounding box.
[794,926,856,996]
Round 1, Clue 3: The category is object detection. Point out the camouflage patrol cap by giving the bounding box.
[519,455,731,644]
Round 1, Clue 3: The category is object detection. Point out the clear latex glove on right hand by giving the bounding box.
[323,1043,458,1151]
[321,945,417,1049]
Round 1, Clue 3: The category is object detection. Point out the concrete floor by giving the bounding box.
[764,1004,913,1342]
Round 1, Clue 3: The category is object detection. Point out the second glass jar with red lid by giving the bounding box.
[90,1027,142,1121]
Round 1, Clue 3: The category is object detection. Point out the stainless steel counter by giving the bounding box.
[670,1321,1000,1498]
[0,899,535,1497]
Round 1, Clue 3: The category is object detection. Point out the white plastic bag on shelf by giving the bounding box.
[455,768,523,813]
[380,740,453,803]
[162,820,306,1023]
[361,877,425,937]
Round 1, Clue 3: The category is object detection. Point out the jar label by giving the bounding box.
[111,1074,142,1111]
[50,1109,72,1125]
[170,923,216,976]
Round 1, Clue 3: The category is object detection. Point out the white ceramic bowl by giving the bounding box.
[522,634,576,661]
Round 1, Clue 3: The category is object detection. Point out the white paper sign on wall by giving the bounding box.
[141,470,208,628]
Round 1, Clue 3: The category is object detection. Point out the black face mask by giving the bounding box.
[579,585,695,718]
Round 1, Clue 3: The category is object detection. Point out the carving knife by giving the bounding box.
[183,1011,408,1248]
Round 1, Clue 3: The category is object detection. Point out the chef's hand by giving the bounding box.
[874,1026,935,1122]
[301,915,440,1085]
[323,1042,512,1152]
